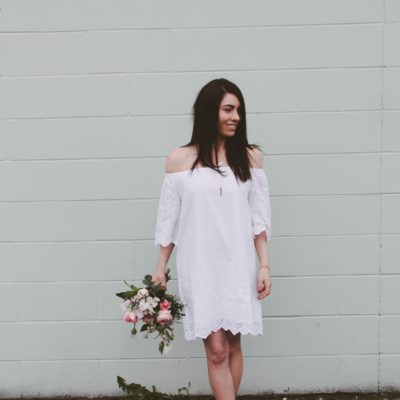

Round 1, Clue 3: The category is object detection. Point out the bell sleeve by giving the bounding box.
[248,168,272,241]
[154,173,181,247]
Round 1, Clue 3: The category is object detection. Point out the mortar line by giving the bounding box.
[377,0,386,393]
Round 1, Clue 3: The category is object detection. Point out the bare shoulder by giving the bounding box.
[165,146,194,173]
[247,146,263,168]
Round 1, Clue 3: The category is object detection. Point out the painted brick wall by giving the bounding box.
[0,0,399,397]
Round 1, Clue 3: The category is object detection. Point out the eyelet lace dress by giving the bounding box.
[154,166,272,341]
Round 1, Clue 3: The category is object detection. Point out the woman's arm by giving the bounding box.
[255,231,272,299]
[248,147,272,299]
[152,148,182,288]
[254,231,270,268]
[155,243,175,274]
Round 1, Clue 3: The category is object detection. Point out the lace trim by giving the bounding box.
[154,174,181,247]
[248,168,272,241]
[183,318,263,341]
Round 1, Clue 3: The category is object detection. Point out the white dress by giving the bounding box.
[154,165,272,341]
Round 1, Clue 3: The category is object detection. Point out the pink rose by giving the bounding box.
[124,311,139,323]
[159,299,171,311]
[156,309,173,325]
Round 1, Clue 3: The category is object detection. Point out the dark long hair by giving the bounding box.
[180,78,263,182]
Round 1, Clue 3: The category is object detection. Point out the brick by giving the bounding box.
[1,33,86,76]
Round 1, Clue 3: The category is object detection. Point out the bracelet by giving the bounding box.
[259,265,271,271]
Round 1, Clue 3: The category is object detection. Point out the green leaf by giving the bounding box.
[159,341,165,354]
[165,329,173,340]
[142,274,153,287]
[123,280,138,290]
[115,289,137,300]
[165,268,171,282]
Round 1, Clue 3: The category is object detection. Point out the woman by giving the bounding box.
[152,78,272,400]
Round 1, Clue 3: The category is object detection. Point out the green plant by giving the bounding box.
[117,375,191,400]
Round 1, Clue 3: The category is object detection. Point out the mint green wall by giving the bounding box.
[0,0,398,396]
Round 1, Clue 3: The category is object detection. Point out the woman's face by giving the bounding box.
[218,93,240,138]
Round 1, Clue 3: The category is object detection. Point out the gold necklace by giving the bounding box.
[214,161,227,197]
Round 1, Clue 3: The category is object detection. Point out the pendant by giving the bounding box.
[220,186,222,197]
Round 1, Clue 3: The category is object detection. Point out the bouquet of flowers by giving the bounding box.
[116,268,185,354]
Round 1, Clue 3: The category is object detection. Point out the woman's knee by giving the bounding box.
[203,330,230,364]
[207,344,230,365]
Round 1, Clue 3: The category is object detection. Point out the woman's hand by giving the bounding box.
[257,269,272,299]
[151,268,167,291]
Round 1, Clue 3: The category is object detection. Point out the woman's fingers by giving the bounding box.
[257,281,271,299]
[153,278,167,290]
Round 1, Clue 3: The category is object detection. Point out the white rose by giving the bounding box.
[133,288,149,302]
[138,288,148,296]
[119,299,131,311]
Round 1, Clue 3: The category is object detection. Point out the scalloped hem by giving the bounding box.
[253,227,271,241]
[183,321,263,341]
[154,238,178,247]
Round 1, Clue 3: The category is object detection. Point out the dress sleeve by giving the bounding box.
[154,173,181,247]
[248,168,272,241]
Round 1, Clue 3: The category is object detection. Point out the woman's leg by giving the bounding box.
[225,330,243,397]
[202,328,235,400]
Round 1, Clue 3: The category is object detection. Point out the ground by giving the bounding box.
[3,392,400,400]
